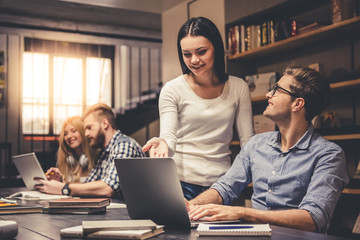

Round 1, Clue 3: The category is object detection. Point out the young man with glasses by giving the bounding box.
[187,66,349,233]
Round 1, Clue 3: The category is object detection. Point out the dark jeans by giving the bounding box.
[181,181,210,200]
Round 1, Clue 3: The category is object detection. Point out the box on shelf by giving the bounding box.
[253,114,275,134]
[245,72,277,98]
[308,63,324,75]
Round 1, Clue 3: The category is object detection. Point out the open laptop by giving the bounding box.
[115,157,241,228]
[12,152,47,190]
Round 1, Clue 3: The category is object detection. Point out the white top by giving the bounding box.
[159,75,254,186]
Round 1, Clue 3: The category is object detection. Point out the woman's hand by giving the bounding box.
[45,167,62,181]
[142,137,169,157]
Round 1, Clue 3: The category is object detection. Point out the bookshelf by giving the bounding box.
[228,17,360,61]
[227,1,360,195]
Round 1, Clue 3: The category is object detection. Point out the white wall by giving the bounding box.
[162,0,226,84]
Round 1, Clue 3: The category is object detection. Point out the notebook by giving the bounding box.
[60,224,164,239]
[12,152,47,190]
[196,223,272,236]
[114,157,241,228]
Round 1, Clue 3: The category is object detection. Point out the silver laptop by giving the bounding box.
[12,152,47,190]
[115,157,241,228]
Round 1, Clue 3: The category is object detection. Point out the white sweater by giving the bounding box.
[159,75,254,186]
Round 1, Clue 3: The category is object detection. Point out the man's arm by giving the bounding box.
[189,204,316,232]
[189,188,223,205]
[68,181,113,197]
[36,179,114,197]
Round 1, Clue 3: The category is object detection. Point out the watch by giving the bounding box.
[61,183,71,195]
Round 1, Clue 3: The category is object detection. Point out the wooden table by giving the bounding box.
[0,188,355,240]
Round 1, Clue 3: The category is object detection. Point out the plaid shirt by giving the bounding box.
[85,130,145,195]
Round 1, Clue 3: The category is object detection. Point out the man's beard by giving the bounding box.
[90,129,106,149]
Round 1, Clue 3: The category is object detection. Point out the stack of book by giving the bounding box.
[0,198,43,214]
[43,198,110,214]
[60,219,164,239]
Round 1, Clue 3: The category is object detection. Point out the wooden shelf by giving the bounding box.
[330,78,360,90]
[230,141,240,146]
[342,188,360,195]
[228,17,360,61]
[251,96,267,102]
[251,78,360,103]
[323,134,360,141]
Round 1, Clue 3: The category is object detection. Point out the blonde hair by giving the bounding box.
[57,116,96,182]
[81,103,116,129]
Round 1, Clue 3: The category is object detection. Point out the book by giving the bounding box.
[48,198,110,208]
[43,206,106,214]
[82,220,157,233]
[0,220,18,239]
[60,225,164,239]
[8,190,70,200]
[0,203,43,214]
[332,0,354,23]
[352,212,360,234]
[354,160,360,179]
[196,223,272,236]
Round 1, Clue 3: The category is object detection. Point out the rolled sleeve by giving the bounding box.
[298,145,349,233]
[211,145,252,205]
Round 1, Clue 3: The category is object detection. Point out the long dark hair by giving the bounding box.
[177,17,228,83]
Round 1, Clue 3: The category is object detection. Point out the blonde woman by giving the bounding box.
[41,116,97,194]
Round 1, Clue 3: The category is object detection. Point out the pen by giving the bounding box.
[0,198,17,204]
[45,171,55,176]
[209,225,254,230]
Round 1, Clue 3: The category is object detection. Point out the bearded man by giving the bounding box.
[76,103,145,198]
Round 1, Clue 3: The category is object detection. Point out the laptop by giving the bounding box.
[12,152,47,190]
[115,157,241,228]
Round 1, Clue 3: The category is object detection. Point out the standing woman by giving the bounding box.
[143,17,254,200]
[45,116,96,185]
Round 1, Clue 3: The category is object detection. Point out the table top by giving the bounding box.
[0,187,355,240]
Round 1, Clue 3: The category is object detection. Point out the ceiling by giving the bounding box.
[0,0,187,36]
[59,0,187,14]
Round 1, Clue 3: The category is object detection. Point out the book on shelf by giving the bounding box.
[240,24,246,52]
[297,22,323,35]
[332,0,355,23]
[245,72,277,99]
[82,220,158,233]
[228,26,238,55]
[354,160,360,179]
[47,197,110,208]
[196,223,272,237]
[43,206,106,214]
[353,212,360,234]
[0,220,18,239]
[60,224,164,239]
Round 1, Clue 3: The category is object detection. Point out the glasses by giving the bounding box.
[270,84,298,98]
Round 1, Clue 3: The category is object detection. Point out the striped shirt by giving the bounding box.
[85,130,145,195]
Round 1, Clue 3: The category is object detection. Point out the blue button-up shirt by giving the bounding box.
[212,125,349,233]
[85,130,145,195]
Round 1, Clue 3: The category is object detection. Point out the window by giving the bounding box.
[22,38,113,135]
